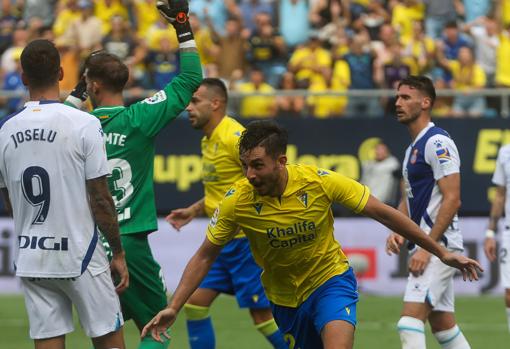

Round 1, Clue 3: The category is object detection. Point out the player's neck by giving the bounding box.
[204,115,224,138]
[408,115,431,141]
[273,167,289,198]
[96,93,124,108]
[28,85,60,102]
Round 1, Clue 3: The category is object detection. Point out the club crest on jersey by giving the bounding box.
[297,192,308,208]
[434,140,451,164]
[142,90,167,104]
[410,149,418,164]
[254,202,263,214]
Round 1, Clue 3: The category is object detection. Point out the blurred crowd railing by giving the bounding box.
[2,87,509,118]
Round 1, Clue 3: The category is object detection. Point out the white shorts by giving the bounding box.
[500,230,510,289]
[20,269,124,339]
[403,252,458,313]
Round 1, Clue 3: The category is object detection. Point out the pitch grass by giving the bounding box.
[1,294,508,349]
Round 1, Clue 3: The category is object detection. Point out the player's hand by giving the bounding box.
[440,252,483,281]
[156,0,189,24]
[408,249,432,277]
[141,307,177,342]
[484,237,497,262]
[386,233,405,255]
[165,207,194,231]
[110,252,129,293]
[69,75,88,102]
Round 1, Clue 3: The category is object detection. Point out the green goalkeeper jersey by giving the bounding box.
[90,51,202,235]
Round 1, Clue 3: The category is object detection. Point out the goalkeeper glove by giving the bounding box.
[69,75,88,102]
[157,0,194,44]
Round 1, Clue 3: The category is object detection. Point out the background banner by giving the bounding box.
[0,217,502,295]
[0,118,508,215]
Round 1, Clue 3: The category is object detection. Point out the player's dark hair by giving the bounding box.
[398,75,436,106]
[201,78,228,103]
[239,120,288,159]
[85,51,129,93]
[20,39,60,89]
[444,21,458,29]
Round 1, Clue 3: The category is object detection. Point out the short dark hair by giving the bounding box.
[398,75,436,106]
[444,21,458,29]
[201,78,228,103]
[85,51,129,93]
[20,39,60,89]
[239,120,288,159]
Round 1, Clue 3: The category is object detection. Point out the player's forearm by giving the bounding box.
[168,240,221,312]
[488,188,506,231]
[86,177,123,255]
[428,195,461,242]
[190,198,205,218]
[364,197,447,258]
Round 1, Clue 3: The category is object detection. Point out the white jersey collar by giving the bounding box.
[411,122,435,146]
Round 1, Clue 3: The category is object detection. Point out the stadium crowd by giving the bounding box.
[0,0,510,118]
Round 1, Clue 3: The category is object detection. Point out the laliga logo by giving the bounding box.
[176,11,187,23]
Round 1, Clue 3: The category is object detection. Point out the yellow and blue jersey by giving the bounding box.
[206,164,370,307]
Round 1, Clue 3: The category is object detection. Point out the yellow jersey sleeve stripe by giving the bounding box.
[353,185,370,213]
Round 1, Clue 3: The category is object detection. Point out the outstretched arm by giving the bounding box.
[141,238,222,342]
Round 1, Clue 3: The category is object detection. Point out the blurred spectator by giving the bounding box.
[379,43,411,116]
[463,16,499,86]
[52,0,80,38]
[246,12,286,86]
[360,141,400,206]
[437,21,472,83]
[209,17,247,80]
[309,0,344,29]
[189,12,218,71]
[279,0,309,49]
[0,15,16,56]
[391,0,425,44]
[307,58,350,118]
[358,0,390,40]
[61,0,103,58]
[462,0,492,23]
[502,0,510,27]
[495,23,510,88]
[402,20,435,75]
[343,35,380,117]
[236,67,276,118]
[190,0,237,36]
[94,0,129,35]
[145,18,178,51]
[22,0,55,27]
[102,15,137,61]
[275,71,306,117]
[146,36,179,90]
[438,46,487,117]
[423,0,461,39]
[372,23,397,82]
[0,47,24,114]
[288,33,331,89]
[1,27,27,74]
[430,78,452,117]
[239,0,274,34]
[132,0,159,38]
[54,36,80,93]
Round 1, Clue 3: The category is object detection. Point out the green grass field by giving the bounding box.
[1,294,508,349]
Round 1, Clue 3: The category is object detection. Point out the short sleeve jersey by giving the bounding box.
[0,101,109,277]
[492,144,510,227]
[402,122,463,250]
[206,164,370,307]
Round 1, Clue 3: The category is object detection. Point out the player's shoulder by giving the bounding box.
[498,144,510,158]
[290,163,333,185]
[425,127,456,148]
[218,116,245,141]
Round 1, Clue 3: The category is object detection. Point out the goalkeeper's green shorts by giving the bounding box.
[103,232,168,329]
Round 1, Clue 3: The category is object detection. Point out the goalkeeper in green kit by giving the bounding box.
[65,1,202,348]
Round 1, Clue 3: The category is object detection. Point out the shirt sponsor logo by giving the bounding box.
[225,188,236,197]
[318,169,329,176]
[18,235,69,251]
[266,221,317,248]
[254,202,263,214]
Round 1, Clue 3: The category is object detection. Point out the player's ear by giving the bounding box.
[21,72,29,87]
[58,67,64,82]
[422,97,431,110]
[277,154,287,168]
